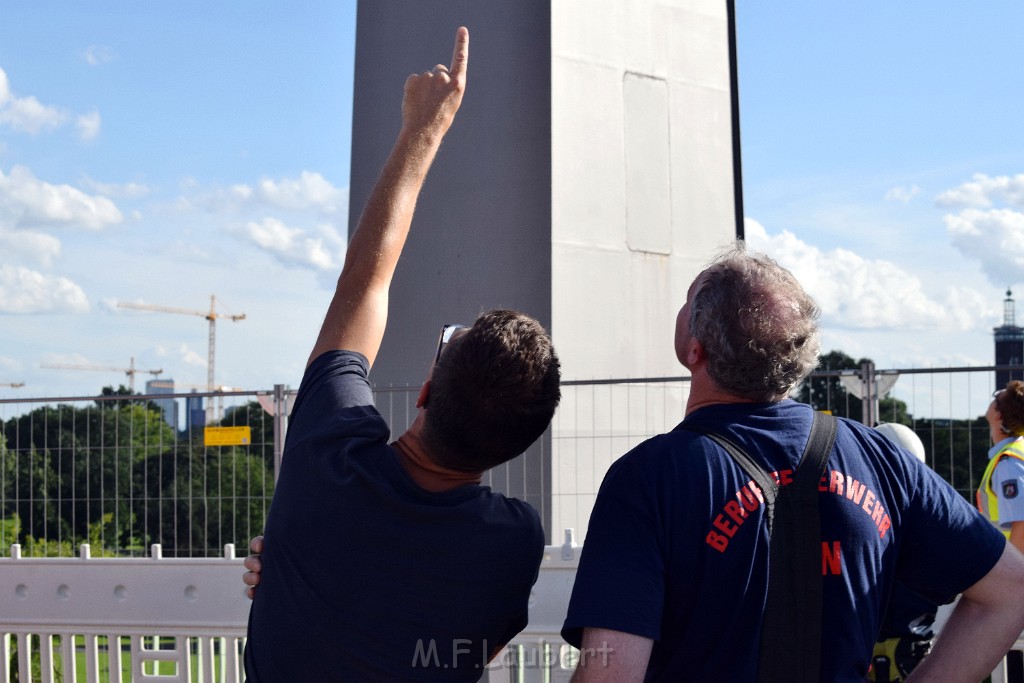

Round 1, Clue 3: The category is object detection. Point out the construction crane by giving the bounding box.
[40,357,162,393]
[116,295,245,395]
[117,295,245,422]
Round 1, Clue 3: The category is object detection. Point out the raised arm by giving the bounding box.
[308,27,469,368]
[905,542,1024,682]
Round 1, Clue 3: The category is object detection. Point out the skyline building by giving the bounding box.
[994,288,1024,390]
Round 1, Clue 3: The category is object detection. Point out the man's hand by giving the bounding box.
[307,26,470,369]
[243,535,263,600]
[401,26,468,139]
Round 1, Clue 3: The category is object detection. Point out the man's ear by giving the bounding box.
[686,339,705,367]
[416,380,431,409]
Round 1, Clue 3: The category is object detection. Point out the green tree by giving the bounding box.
[2,392,175,552]
[140,445,272,557]
[796,350,910,426]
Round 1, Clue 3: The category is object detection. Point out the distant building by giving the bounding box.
[994,288,1024,389]
[187,393,206,431]
[145,378,178,431]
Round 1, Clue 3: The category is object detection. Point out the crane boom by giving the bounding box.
[116,294,245,420]
[41,357,162,392]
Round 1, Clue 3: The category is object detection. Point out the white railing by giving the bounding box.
[0,537,581,683]
[5,536,1023,682]
[1,543,249,682]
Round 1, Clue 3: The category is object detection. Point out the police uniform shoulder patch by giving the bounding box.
[1002,480,1019,499]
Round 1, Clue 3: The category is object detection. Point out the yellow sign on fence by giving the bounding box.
[204,426,252,447]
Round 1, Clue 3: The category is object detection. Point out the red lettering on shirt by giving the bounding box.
[871,500,885,525]
[878,514,891,539]
[706,530,728,552]
[748,481,765,505]
[771,469,795,486]
[846,476,866,505]
[829,470,845,496]
[738,484,760,512]
[861,490,876,514]
[724,500,747,525]
[822,541,842,575]
[713,514,738,537]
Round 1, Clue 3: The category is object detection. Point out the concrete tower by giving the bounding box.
[351,1,740,540]
[995,288,1024,390]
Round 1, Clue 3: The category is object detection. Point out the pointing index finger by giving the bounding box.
[449,26,469,82]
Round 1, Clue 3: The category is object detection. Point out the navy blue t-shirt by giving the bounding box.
[245,351,545,682]
[562,400,1004,682]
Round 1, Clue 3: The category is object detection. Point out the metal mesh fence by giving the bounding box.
[0,364,1012,554]
[0,390,283,558]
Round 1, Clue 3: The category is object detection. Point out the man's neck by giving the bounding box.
[684,372,759,416]
[392,427,482,493]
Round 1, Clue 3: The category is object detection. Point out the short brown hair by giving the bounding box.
[423,309,561,472]
[997,380,1024,435]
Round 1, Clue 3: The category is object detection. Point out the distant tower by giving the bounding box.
[994,288,1024,389]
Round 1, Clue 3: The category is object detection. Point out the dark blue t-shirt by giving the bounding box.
[245,351,545,682]
[562,400,1004,682]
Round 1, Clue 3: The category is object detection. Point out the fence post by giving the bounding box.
[860,361,876,427]
[273,384,287,483]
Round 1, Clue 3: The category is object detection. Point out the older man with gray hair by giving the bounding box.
[563,245,1024,682]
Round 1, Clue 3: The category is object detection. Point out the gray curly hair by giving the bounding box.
[688,244,821,401]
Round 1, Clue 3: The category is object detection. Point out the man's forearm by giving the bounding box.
[308,27,468,367]
[906,544,1024,681]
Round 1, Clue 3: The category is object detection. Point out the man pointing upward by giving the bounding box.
[244,27,561,682]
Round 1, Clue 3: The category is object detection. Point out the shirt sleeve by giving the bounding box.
[284,350,386,452]
[995,457,1024,527]
[561,450,666,647]
[895,460,1006,602]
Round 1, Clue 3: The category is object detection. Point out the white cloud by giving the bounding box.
[745,218,992,332]
[0,227,61,267]
[181,347,207,367]
[884,185,920,203]
[256,172,346,213]
[0,352,24,376]
[936,173,1024,209]
[82,176,151,199]
[81,45,116,66]
[945,208,1024,287]
[0,165,122,230]
[76,110,101,141]
[0,67,69,135]
[239,217,342,270]
[0,264,89,313]
[189,172,346,215]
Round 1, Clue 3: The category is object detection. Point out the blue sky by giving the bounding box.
[1,2,1022,420]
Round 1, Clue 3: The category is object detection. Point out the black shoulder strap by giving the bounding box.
[680,411,837,683]
[684,427,780,534]
[757,410,837,683]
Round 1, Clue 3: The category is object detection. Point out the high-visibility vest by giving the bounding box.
[976,438,1024,536]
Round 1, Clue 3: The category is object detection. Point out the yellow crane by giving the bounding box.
[116,295,245,395]
[40,357,162,393]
